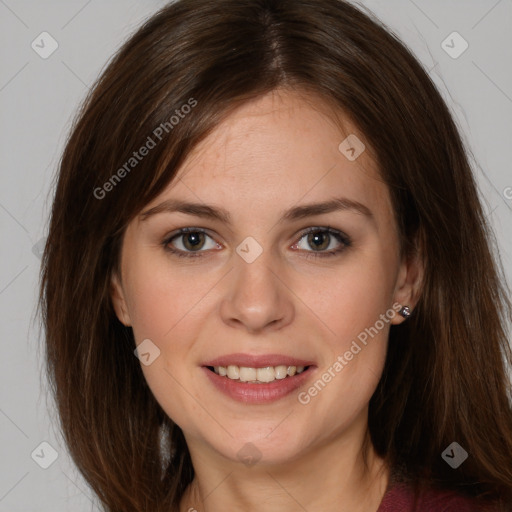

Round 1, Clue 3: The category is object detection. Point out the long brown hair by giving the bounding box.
[39,0,512,510]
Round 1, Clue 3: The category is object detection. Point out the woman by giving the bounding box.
[39,0,512,510]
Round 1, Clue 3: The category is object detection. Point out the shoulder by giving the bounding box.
[377,482,499,512]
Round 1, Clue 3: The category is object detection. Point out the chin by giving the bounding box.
[200,421,313,467]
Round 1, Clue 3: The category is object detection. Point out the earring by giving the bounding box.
[398,305,412,319]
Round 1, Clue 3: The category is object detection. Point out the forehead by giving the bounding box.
[147,89,394,229]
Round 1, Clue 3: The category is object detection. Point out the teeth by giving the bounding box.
[227,365,239,379]
[212,364,307,383]
[275,365,287,379]
[287,366,296,377]
[239,367,257,382]
[256,367,275,383]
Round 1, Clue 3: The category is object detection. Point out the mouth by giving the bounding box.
[201,355,316,404]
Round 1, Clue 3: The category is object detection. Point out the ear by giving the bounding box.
[110,271,132,326]
[390,240,424,326]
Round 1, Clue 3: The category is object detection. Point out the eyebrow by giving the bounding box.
[139,197,374,224]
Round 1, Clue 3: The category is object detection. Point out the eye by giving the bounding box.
[291,227,351,258]
[163,228,221,258]
[162,226,351,260]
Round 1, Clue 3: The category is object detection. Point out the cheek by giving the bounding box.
[125,259,211,343]
[295,245,396,416]
[124,260,220,428]
[308,247,397,354]
[125,269,210,433]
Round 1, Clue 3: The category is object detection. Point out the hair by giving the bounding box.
[39,0,512,510]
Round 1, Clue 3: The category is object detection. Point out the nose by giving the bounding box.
[219,250,295,334]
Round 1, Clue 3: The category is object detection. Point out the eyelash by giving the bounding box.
[162,226,351,260]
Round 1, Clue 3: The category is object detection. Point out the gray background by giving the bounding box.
[0,0,511,510]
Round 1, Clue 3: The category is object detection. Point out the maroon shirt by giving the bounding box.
[377,483,498,511]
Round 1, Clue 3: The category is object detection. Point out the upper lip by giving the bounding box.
[202,353,315,368]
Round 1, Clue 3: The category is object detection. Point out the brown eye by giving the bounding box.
[291,227,351,259]
[296,229,347,252]
[181,231,206,251]
[164,228,220,257]
[307,232,330,251]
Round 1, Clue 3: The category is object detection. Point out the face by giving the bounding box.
[111,88,421,467]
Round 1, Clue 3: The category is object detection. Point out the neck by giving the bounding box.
[179,428,390,512]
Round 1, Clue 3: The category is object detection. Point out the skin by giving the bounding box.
[111,88,423,512]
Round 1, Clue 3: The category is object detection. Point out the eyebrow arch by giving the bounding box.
[139,197,373,223]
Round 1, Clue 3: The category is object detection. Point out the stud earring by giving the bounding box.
[398,305,412,319]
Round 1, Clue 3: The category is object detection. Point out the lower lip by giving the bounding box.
[202,366,316,404]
